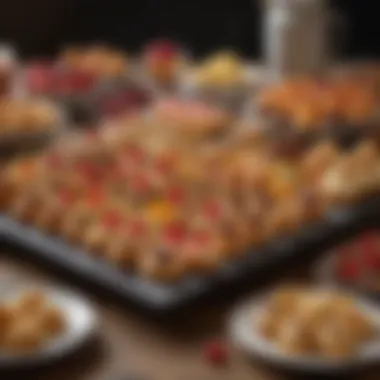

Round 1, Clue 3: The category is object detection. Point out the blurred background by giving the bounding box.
[0,0,377,59]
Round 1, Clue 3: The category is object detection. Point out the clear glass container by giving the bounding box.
[263,0,330,81]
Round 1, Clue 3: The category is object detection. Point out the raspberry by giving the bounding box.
[167,186,185,204]
[129,220,147,238]
[87,187,104,206]
[59,189,75,205]
[165,222,187,244]
[46,153,63,169]
[203,340,229,367]
[203,201,223,220]
[193,230,211,246]
[337,259,361,282]
[102,211,121,229]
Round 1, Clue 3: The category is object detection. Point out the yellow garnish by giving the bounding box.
[146,200,175,223]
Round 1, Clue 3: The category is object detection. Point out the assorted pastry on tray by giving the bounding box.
[258,286,375,358]
[0,290,66,354]
[256,76,379,135]
[2,94,380,281]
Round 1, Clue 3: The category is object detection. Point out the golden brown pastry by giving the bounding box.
[1,290,67,354]
[258,287,375,358]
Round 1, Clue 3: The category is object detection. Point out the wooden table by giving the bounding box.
[1,252,380,380]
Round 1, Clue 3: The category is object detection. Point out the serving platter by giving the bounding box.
[0,195,377,311]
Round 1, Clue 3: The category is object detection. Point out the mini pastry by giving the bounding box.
[258,287,375,358]
[138,245,186,280]
[60,45,128,79]
[194,51,245,89]
[152,98,232,139]
[144,39,187,85]
[1,290,67,354]
[181,228,226,271]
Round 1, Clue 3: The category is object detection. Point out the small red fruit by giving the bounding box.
[59,189,75,205]
[46,152,63,169]
[102,211,121,229]
[165,221,187,244]
[87,187,104,206]
[337,259,361,282]
[203,340,229,367]
[129,220,147,237]
[193,230,211,246]
[203,201,223,220]
[167,186,186,204]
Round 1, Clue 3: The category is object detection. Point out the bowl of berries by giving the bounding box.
[314,230,380,295]
[96,86,153,119]
[24,60,101,123]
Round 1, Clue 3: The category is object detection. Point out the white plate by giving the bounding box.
[229,289,380,374]
[0,282,98,369]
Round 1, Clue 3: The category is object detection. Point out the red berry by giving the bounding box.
[132,175,151,193]
[129,220,147,237]
[203,201,223,220]
[337,259,361,282]
[360,232,380,253]
[59,189,75,205]
[156,155,175,174]
[102,211,121,229]
[164,221,187,245]
[26,63,57,93]
[193,230,211,246]
[147,40,178,60]
[87,187,104,206]
[124,146,145,165]
[167,186,186,204]
[85,130,98,141]
[46,152,63,169]
[78,162,102,183]
[203,340,229,367]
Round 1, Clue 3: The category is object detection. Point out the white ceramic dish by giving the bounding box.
[229,288,380,374]
[0,281,98,370]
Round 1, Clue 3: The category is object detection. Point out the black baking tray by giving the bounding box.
[1,196,380,311]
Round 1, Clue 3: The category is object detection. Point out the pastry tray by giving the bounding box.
[1,197,379,311]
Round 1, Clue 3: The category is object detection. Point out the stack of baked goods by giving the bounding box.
[258,286,375,358]
[256,76,379,140]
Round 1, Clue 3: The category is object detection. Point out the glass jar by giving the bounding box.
[263,0,330,81]
[0,45,18,96]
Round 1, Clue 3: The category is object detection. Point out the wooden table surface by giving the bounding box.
[1,252,380,380]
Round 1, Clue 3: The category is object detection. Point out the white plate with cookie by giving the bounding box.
[0,281,98,369]
[229,286,380,374]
